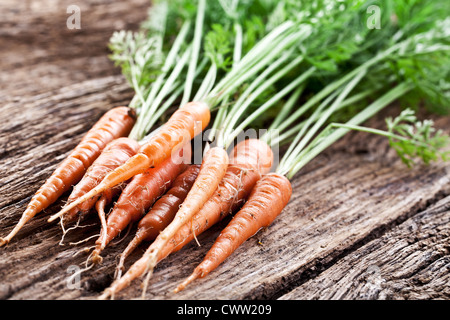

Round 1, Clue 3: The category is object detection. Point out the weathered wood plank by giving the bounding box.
[0,0,149,98]
[2,88,449,300]
[278,196,450,300]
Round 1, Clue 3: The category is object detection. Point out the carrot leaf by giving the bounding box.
[385,109,450,167]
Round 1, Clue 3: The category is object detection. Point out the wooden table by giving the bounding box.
[1,0,449,300]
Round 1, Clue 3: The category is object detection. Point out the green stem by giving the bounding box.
[278,87,342,170]
[233,22,243,66]
[129,20,192,140]
[193,62,217,101]
[206,21,299,105]
[134,45,192,139]
[143,85,184,133]
[275,39,410,134]
[221,28,310,104]
[267,84,305,132]
[140,20,191,115]
[281,68,367,170]
[329,123,433,149]
[269,86,382,147]
[129,60,147,107]
[143,57,209,134]
[223,66,316,148]
[180,0,206,106]
[207,20,243,144]
[282,81,414,178]
[221,53,304,137]
[208,97,230,143]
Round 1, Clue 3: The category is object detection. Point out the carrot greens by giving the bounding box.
[275,18,450,179]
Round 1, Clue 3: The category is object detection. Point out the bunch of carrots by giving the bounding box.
[1,0,450,300]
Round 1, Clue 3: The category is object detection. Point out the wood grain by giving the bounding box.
[0,0,449,300]
[279,196,450,300]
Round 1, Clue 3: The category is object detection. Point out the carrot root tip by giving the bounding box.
[174,270,200,293]
[97,289,113,300]
[0,238,8,247]
[91,251,103,265]
[114,265,124,280]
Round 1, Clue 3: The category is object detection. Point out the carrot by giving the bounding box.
[0,106,136,246]
[90,146,190,264]
[97,146,228,299]
[94,153,145,241]
[48,101,210,222]
[174,172,292,292]
[95,186,124,252]
[133,146,229,287]
[115,164,200,278]
[116,164,201,276]
[136,165,201,241]
[98,139,273,299]
[159,138,274,260]
[61,137,140,226]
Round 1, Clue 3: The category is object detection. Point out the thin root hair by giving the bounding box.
[69,233,101,246]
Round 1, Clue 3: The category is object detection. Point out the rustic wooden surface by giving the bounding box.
[1,0,449,300]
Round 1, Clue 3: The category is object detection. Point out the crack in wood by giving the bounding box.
[275,192,450,300]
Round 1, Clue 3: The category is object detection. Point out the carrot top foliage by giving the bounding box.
[274,17,450,178]
[108,0,282,141]
[108,0,450,173]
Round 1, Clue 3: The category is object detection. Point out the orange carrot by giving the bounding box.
[137,146,229,292]
[0,106,136,246]
[98,146,228,299]
[175,172,292,292]
[95,186,124,251]
[115,164,201,277]
[98,139,273,299]
[90,146,190,264]
[48,101,210,222]
[61,137,140,225]
[94,156,147,239]
[159,139,274,260]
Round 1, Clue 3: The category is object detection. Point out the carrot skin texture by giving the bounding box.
[116,164,201,276]
[91,147,190,263]
[145,146,229,258]
[175,173,292,292]
[62,137,140,225]
[160,139,274,260]
[98,139,273,299]
[95,186,123,219]
[95,186,123,248]
[0,106,136,246]
[136,164,201,241]
[98,146,229,299]
[49,102,210,222]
